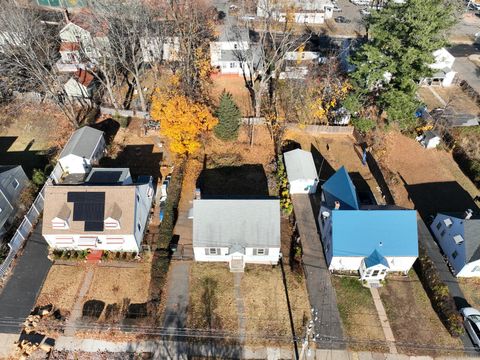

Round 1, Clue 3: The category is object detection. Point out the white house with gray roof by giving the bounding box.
[257,0,334,24]
[192,199,280,272]
[58,126,106,175]
[283,149,318,194]
[0,166,28,236]
[430,210,480,277]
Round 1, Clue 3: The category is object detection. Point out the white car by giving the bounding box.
[460,307,480,348]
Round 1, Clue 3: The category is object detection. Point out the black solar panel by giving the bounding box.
[88,171,123,184]
[84,221,105,231]
[67,191,106,231]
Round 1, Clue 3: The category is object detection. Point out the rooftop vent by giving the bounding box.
[464,209,473,220]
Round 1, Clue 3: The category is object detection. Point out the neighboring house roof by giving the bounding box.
[59,126,104,160]
[60,42,80,52]
[322,166,359,210]
[68,11,108,37]
[0,165,28,230]
[85,168,130,185]
[283,149,318,182]
[364,249,390,268]
[331,210,418,257]
[464,220,480,263]
[192,199,280,248]
[42,185,136,235]
[74,69,94,87]
[218,25,249,43]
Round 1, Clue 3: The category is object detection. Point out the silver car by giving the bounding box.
[461,307,480,348]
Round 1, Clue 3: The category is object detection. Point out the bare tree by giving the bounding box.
[0,3,85,127]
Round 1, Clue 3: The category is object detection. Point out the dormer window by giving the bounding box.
[104,217,120,230]
[52,217,69,229]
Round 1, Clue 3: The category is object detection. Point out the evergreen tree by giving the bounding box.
[349,0,456,130]
[214,91,241,141]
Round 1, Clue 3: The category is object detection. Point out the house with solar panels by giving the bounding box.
[318,166,418,284]
[192,199,281,272]
[42,169,153,252]
[58,126,105,175]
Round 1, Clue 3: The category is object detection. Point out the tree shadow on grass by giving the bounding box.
[0,136,48,178]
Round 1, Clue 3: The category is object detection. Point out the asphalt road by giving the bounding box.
[0,224,51,334]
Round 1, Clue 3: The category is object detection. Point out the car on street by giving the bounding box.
[335,16,351,23]
[333,4,342,11]
[460,307,480,348]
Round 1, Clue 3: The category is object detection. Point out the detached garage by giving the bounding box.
[283,149,318,194]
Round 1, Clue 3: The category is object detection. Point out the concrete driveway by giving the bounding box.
[0,223,51,334]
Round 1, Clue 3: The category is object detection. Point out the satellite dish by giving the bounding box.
[322,211,330,218]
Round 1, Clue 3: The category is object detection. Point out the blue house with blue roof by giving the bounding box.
[318,167,418,283]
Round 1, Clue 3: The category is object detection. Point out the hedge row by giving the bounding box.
[414,245,464,337]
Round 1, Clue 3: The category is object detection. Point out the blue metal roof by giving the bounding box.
[331,210,418,257]
[322,166,359,210]
[364,249,389,268]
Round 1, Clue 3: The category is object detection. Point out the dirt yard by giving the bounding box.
[241,264,310,345]
[187,262,238,333]
[85,261,152,305]
[380,131,479,218]
[331,276,387,352]
[379,273,463,356]
[211,74,253,117]
[283,129,383,204]
[36,265,86,316]
[0,101,70,177]
[458,278,480,310]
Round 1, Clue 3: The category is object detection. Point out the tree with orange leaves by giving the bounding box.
[150,90,218,155]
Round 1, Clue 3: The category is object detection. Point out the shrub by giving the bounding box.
[102,250,110,261]
[414,245,464,337]
[32,168,47,187]
[277,155,292,216]
[351,117,376,134]
[214,91,241,141]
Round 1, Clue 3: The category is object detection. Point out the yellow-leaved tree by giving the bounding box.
[150,90,218,155]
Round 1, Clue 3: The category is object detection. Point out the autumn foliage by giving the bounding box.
[150,90,218,155]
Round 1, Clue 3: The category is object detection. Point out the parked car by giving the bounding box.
[333,4,342,11]
[460,307,480,348]
[335,16,351,23]
[351,0,370,5]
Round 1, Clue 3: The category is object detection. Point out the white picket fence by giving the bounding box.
[0,163,62,279]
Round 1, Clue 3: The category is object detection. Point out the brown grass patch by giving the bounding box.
[459,277,480,310]
[379,273,463,356]
[211,74,253,117]
[188,262,238,333]
[85,261,152,305]
[332,276,387,352]
[36,264,85,315]
[241,265,310,345]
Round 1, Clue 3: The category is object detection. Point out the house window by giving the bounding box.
[444,218,453,228]
[230,62,236,68]
[452,250,458,259]
[12,179,19,189]
[137,223,141,231]
[52,219,68,230]
[106,237,124,244]
[253,248,269,256]
[206,248,221,255]
[440,229,446,237]
[234,44,238,49]
[136,195,140,202]
[372,270,379,277]
[473,266,480,272]
[436,222,442,231]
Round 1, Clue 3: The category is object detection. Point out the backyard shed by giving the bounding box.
[283,149,319,194]
[58,126,106,175]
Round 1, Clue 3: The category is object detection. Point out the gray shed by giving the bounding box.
[283,149,319,194]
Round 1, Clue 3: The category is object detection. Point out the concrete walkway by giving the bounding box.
[0,224,51,334]
[234,272,246,344]
[163,261,191,329]
[370,288,397,354]
[291,194,344,349]
[64,267,94,337]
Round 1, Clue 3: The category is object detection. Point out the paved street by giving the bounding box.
[291,194,344,349]
[417,219,476,354]
[0,223,51,334]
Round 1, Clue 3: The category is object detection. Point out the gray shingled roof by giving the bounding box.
[283,149,318,182]
[59,126,104,160]
[464,219,480,263]
[0,165,28,231]
[192,199,280,248]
